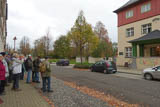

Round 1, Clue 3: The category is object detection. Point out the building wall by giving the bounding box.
[117,0,160,27]
[0,0,7,52]
[117,15,160,66]
[136,57,160,70]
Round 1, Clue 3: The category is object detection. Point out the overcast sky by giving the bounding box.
[7,0,129,48]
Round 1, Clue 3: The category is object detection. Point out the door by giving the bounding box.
[156,66,160,79]
[94,61,103,72]
[153,66,160,79]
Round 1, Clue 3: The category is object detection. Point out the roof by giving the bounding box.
[114,0,140,13]
[129,30,160,43]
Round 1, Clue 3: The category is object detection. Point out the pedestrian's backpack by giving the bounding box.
[39,62,46,73]
[27,59,33,68]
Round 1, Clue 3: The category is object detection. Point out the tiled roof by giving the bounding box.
[129,30,160,43]
[114,0,140,13]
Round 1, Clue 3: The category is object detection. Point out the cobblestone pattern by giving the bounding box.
[0,80,51,107]
[35,77,110,107]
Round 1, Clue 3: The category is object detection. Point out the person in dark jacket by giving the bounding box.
[32,56,41,83]
[6,54,13,83]
[25,55,33,83]
[0,54,6,95]
[20,55,26,80]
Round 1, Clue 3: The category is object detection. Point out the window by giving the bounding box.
[126,10,133,19]
[150,46,160,57]
[95,61,103,65]
[125,47,132,58]
[142,23,152,34]
[156,66,160,71]
[126,27,134,37]
[119,52,123,56]
[141,3,151,13]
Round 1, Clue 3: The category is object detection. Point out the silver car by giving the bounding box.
[143,66,160,80]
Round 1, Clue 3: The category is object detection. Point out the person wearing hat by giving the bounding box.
[41,56,53,92]
[0,53,6,95]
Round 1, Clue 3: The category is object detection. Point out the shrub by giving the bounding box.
[48,59,59,63]
[74,63,93,69]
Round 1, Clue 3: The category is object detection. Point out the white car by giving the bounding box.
[143,66,160,80]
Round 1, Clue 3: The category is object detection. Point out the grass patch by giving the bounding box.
[69,59,76,64]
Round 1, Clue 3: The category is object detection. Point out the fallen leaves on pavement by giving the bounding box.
[63,81,141,107]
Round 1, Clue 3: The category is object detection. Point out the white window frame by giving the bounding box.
[126,10,133,19]
[126,27,134,37]
[141,3,151,13]
[125,47,132,58]
[141,23,152,34]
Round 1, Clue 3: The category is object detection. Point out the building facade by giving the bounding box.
[114,0,160,69]
[0,0,8,52]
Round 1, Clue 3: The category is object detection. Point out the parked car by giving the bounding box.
[56,59,70,66]
[90,61,117,74]
[143,66,160,80]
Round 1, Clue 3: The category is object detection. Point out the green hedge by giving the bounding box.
[48,59,59,63]
[74,63,93,69]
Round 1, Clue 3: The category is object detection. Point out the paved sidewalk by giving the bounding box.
[0,80,51,107]
[117,66,142,75]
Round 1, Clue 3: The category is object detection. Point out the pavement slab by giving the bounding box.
[0,80,51,107]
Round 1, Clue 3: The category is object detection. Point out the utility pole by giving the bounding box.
[13,36,17,51]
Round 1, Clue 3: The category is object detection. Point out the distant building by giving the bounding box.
[0,0,8,52]
[114,0,160,69]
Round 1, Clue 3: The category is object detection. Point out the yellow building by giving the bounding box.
[0,0,8,52]
[114,0,160,69]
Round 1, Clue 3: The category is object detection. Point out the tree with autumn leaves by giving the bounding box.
[53,10,115,63]
[18,10,115,60]
[92,21,114,58]
[53,35,71,58]
[68,11,99,63]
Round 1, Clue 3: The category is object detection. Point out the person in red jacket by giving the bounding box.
[0,53,6,95]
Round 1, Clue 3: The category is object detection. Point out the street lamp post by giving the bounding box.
[13,36,17,51]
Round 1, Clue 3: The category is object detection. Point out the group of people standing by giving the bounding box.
[0,52,53,96]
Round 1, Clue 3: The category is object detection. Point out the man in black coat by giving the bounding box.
[32,56,41,83]
[25,55,33,83]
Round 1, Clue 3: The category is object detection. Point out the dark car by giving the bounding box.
[56,59,70,66]
[90,61,117,74]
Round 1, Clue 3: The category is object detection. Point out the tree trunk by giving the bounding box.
[80,47,83,64]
